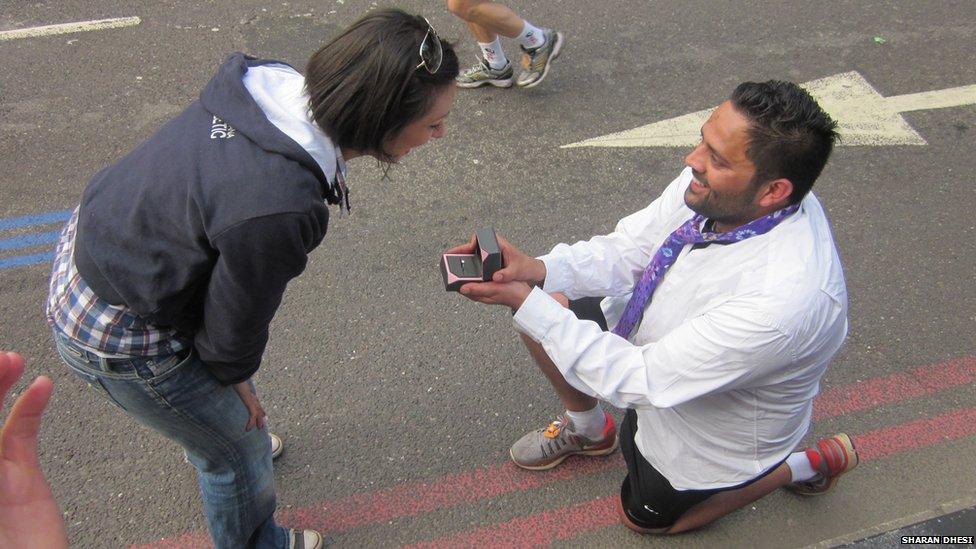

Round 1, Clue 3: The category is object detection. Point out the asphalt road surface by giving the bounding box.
[1,1,974,547]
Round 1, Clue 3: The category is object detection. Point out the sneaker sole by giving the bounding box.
[271,433,284,461]
[510,431,619,471]
[516,31,565,89]
[835,433,859,470]
[456,77,514,89]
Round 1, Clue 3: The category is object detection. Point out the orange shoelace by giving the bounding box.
[543,419,565,439]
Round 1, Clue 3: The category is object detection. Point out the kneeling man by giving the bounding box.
[451,80,858,533]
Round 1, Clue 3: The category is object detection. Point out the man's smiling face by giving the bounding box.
[682,101,765,232]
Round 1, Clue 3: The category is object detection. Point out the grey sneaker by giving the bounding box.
[456,58,514,88]
[288,528,323,549]
[515,29,565,88]
[510,411,618,470]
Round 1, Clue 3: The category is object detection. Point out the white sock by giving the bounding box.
[786,451,818,482]
[565,405,606,439]
[478,38,508,70]
[517,20,546,49]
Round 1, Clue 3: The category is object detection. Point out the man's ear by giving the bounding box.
[759,178,794,208]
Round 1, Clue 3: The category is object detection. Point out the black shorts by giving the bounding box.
[567,297,782,530]
[567,296,609,331]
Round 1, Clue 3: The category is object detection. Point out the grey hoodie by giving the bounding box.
[74,53,342,384]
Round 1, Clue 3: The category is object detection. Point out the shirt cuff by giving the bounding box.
[513,286,570,342]
[538,252,571,294]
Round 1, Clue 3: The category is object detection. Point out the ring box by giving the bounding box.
[441,227,503,291]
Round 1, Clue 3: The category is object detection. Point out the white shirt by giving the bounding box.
[513,168,848,490]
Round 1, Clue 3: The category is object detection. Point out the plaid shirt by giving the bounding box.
[46,208,189,357]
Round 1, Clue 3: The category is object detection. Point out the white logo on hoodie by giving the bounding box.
[210,116,236,139]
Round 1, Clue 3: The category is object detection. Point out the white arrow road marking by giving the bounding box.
[0,17,141,41]
[562,71,976,148]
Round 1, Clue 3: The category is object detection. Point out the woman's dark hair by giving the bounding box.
[305,9,459,162]
[730,81,839,204]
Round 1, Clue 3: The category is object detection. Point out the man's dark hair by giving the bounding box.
[730,81,839,204]
[305,9,459,162]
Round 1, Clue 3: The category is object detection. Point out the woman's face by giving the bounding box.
[382,84,457,161]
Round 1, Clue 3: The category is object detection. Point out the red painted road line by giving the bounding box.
[408,495,619,549]
[813,357,976,420]
[132,358,975,548]
[276,457,620,532]
[131,534,209,549]
[855,406,976,460]
[130,458,621,549]
[405,407,976,549]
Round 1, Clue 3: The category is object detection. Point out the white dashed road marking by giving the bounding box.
[0,16,141,41]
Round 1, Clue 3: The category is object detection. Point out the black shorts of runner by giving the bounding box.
[567,296,784,530]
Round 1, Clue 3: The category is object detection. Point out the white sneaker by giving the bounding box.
[182,432,285,464]
[270,432,284,460]
[288,528,323,549]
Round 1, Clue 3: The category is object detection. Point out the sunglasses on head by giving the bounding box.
[415,16,443,74]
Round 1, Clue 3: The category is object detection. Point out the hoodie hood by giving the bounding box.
[242,62,346,186]
[200,53,342,205]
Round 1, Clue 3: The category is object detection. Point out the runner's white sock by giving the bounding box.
[478,38,508,70]
[517,20,546,49]
[786,451,819,482]
[565,405,606,439]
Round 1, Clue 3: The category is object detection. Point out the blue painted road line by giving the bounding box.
[0,230,60,251]
[0,209,70,271]
[0,250,55,270]
[0,209,72,232]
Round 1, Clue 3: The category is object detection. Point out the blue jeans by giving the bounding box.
[53,331,288,549]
